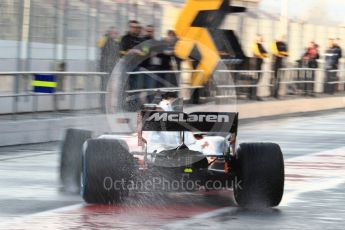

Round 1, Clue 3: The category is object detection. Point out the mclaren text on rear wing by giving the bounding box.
[138,111,238,133]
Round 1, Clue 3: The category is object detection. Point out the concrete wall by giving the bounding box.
[0,115,111,146]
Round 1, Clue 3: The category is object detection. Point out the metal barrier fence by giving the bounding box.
[1,68,344,118]
[278,68,345,95]
[214,70,274,101]
[278,68,323,95]
[125,70,204,94]
[122,69,275,104]
[120,68,345,107]
[122,69,204,109]
[328,70,345,85]
[0,69,204,117]
[0,72,108,118]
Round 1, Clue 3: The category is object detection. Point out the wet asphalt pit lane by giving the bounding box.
[2,111,345,229]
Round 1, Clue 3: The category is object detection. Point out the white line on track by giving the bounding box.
[0,151,56,161]
[163,147,345,228]
[282,147,345,206]
[0,204,84,228]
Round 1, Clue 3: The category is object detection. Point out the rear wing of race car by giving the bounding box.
[137,111,238,146]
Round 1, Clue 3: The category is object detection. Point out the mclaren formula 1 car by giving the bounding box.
[60,99,285,208]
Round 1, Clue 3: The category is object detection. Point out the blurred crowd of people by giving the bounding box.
[98,21,181,94]
[252,35,343,98]
[98,21,343,103]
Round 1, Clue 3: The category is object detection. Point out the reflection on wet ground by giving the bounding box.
[1,111,345,229]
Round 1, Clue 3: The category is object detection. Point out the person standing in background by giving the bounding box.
[325,39,339,94]
[139,25,161,96]
[271,35,289,98]
[97,27,120,112]
[157,30,179,90]
[98,27,120,73]
[140,25,159,74]
[120,20,144,90]
[302,42,319,96]
[166,30,182,71]
[252,34,268,100]
[119,20,146,111]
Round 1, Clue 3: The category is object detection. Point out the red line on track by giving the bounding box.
[2,192,233,230]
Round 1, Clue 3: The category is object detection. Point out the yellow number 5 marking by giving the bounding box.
[174,0,224,86]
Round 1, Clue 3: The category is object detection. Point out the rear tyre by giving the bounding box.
[60,129,92,193]
[82,139,136,204]
[234,143,284,208]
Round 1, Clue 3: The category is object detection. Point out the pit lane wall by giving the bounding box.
[1,96,345,146]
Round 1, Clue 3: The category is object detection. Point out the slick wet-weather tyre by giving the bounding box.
[82,139,135,204]
[234,143,285,208]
